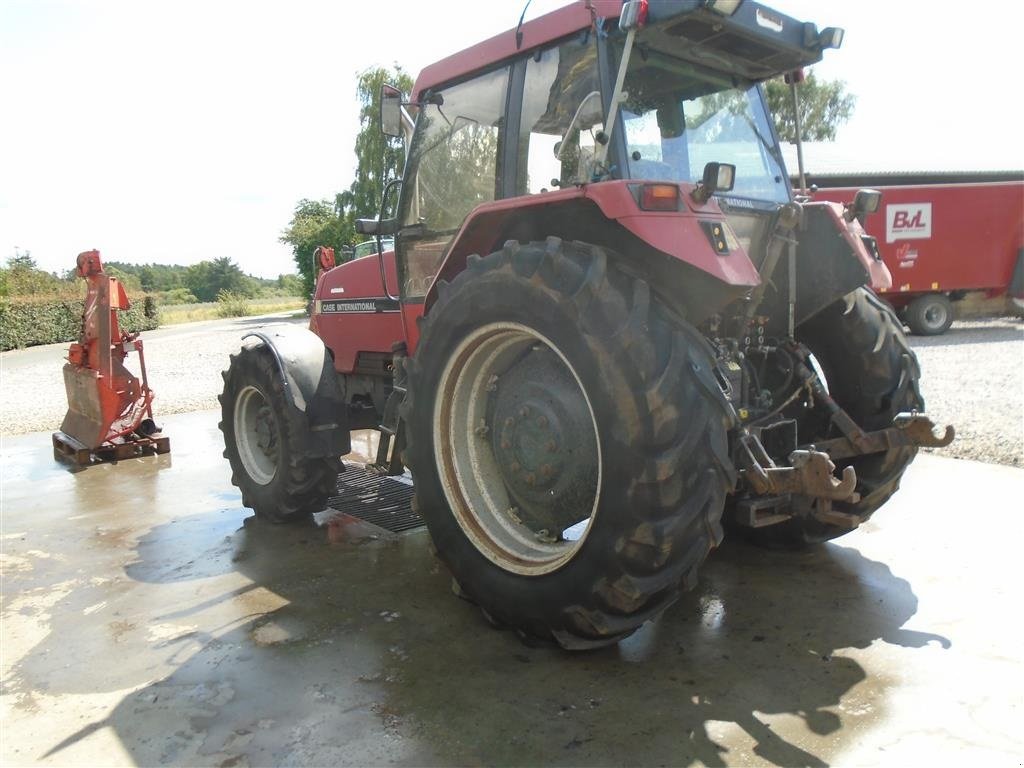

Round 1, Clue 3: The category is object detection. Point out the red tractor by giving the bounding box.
[220,0,953,649]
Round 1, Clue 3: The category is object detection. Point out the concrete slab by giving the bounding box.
[2,410,1022,766]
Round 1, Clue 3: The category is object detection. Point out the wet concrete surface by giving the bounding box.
[2,411,1022,766]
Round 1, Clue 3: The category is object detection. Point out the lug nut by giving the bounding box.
[536,415,548,428]
[540,464,554,478]
[500,439,511,450]
[546,440,557,452]
[519,406,531,419]
[525,472,536,486]
[505,417,515,427]
[510,461,521,473]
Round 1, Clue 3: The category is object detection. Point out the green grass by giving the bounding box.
[159,297,305,325]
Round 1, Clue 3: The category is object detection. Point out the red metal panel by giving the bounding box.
[311,251,405,374]
[811,181,1024,300]
[423,180,761,312]
[412,2,622,98]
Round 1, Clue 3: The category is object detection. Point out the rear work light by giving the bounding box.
[638,183,680,211]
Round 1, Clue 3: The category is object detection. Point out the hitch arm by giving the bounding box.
[811,412,955,461]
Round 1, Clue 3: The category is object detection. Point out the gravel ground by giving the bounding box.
[0,313,306,440]
[909,317,1023,467]
[1,313,1021,467]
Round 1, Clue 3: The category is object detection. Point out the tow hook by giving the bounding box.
[735,434,861,529]
[893,412,956,446]
[811,411,955,461]
[738,435,859,502]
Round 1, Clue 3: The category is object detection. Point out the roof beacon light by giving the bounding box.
[704,0,743,15]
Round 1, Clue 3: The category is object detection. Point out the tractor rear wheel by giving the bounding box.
[742,288,923,547]
[404,238,735,649]
[219,344,342,523]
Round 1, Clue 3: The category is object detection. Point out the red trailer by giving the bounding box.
[806,171,1024,334]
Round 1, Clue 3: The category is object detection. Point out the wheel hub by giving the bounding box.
[488,347,597,536]
[255,405,278,458]
[234,385,279,485]
[433,322,602,576]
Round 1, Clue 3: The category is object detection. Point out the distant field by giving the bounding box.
[159,297,305,325]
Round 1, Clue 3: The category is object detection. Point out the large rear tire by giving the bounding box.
[404,238,736,648]
[219,344,342,523]
[743,288,923,547]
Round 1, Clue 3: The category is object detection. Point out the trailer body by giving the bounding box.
[808,172,1024,333]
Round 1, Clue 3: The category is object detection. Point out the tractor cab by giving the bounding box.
[359,0,871,342]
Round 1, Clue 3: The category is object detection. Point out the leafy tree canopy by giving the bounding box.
[336,65,415,222]
[280,198,355,296]
[281,65,413,295]
[0,251,72,297]
[765,72,856,143]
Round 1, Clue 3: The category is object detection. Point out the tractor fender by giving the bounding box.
[241,327,350,457]
[424,182,761,311]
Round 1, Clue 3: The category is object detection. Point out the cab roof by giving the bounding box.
[412,0,835,99]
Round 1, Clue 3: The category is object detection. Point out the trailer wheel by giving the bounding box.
[219,344,341,523]
[743,288,923,547]
[404,238,735,649]
[904,293,953,335]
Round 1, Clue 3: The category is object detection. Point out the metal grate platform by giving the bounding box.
[325,464,423,533]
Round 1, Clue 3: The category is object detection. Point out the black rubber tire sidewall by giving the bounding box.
[220,344,341,523]
[405,240,734,646]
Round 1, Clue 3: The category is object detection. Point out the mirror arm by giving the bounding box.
[555,90,602,162]
[376,179,403,303]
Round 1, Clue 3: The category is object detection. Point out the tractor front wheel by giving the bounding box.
[219,344,341,523]
[404,238,735,649]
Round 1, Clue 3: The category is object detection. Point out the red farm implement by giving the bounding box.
[53,250,169,465]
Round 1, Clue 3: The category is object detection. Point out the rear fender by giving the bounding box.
[791,203,892,324]
[242,327,350,458]
[424,181,761,313]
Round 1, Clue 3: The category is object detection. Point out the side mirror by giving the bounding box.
[380,84,403,138]
[691,162,736,204]
[355,217,399,236]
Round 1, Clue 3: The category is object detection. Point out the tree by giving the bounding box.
[336,66,415,222]
[183,257,250,302]
[280,199,355,296]
[277,273,303,296]
[281,66,414,296]
[0,250,70,297]
[765,72,856,143]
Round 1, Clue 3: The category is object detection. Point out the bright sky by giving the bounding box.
[2,0,1022,278]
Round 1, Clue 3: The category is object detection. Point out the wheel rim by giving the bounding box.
[433,322,601,576]
[923,302,949,330]
[233,385,279,485]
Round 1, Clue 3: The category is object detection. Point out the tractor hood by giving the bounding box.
[639,0,841,82]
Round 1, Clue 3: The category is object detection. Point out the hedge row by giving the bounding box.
[0,295,159,351]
